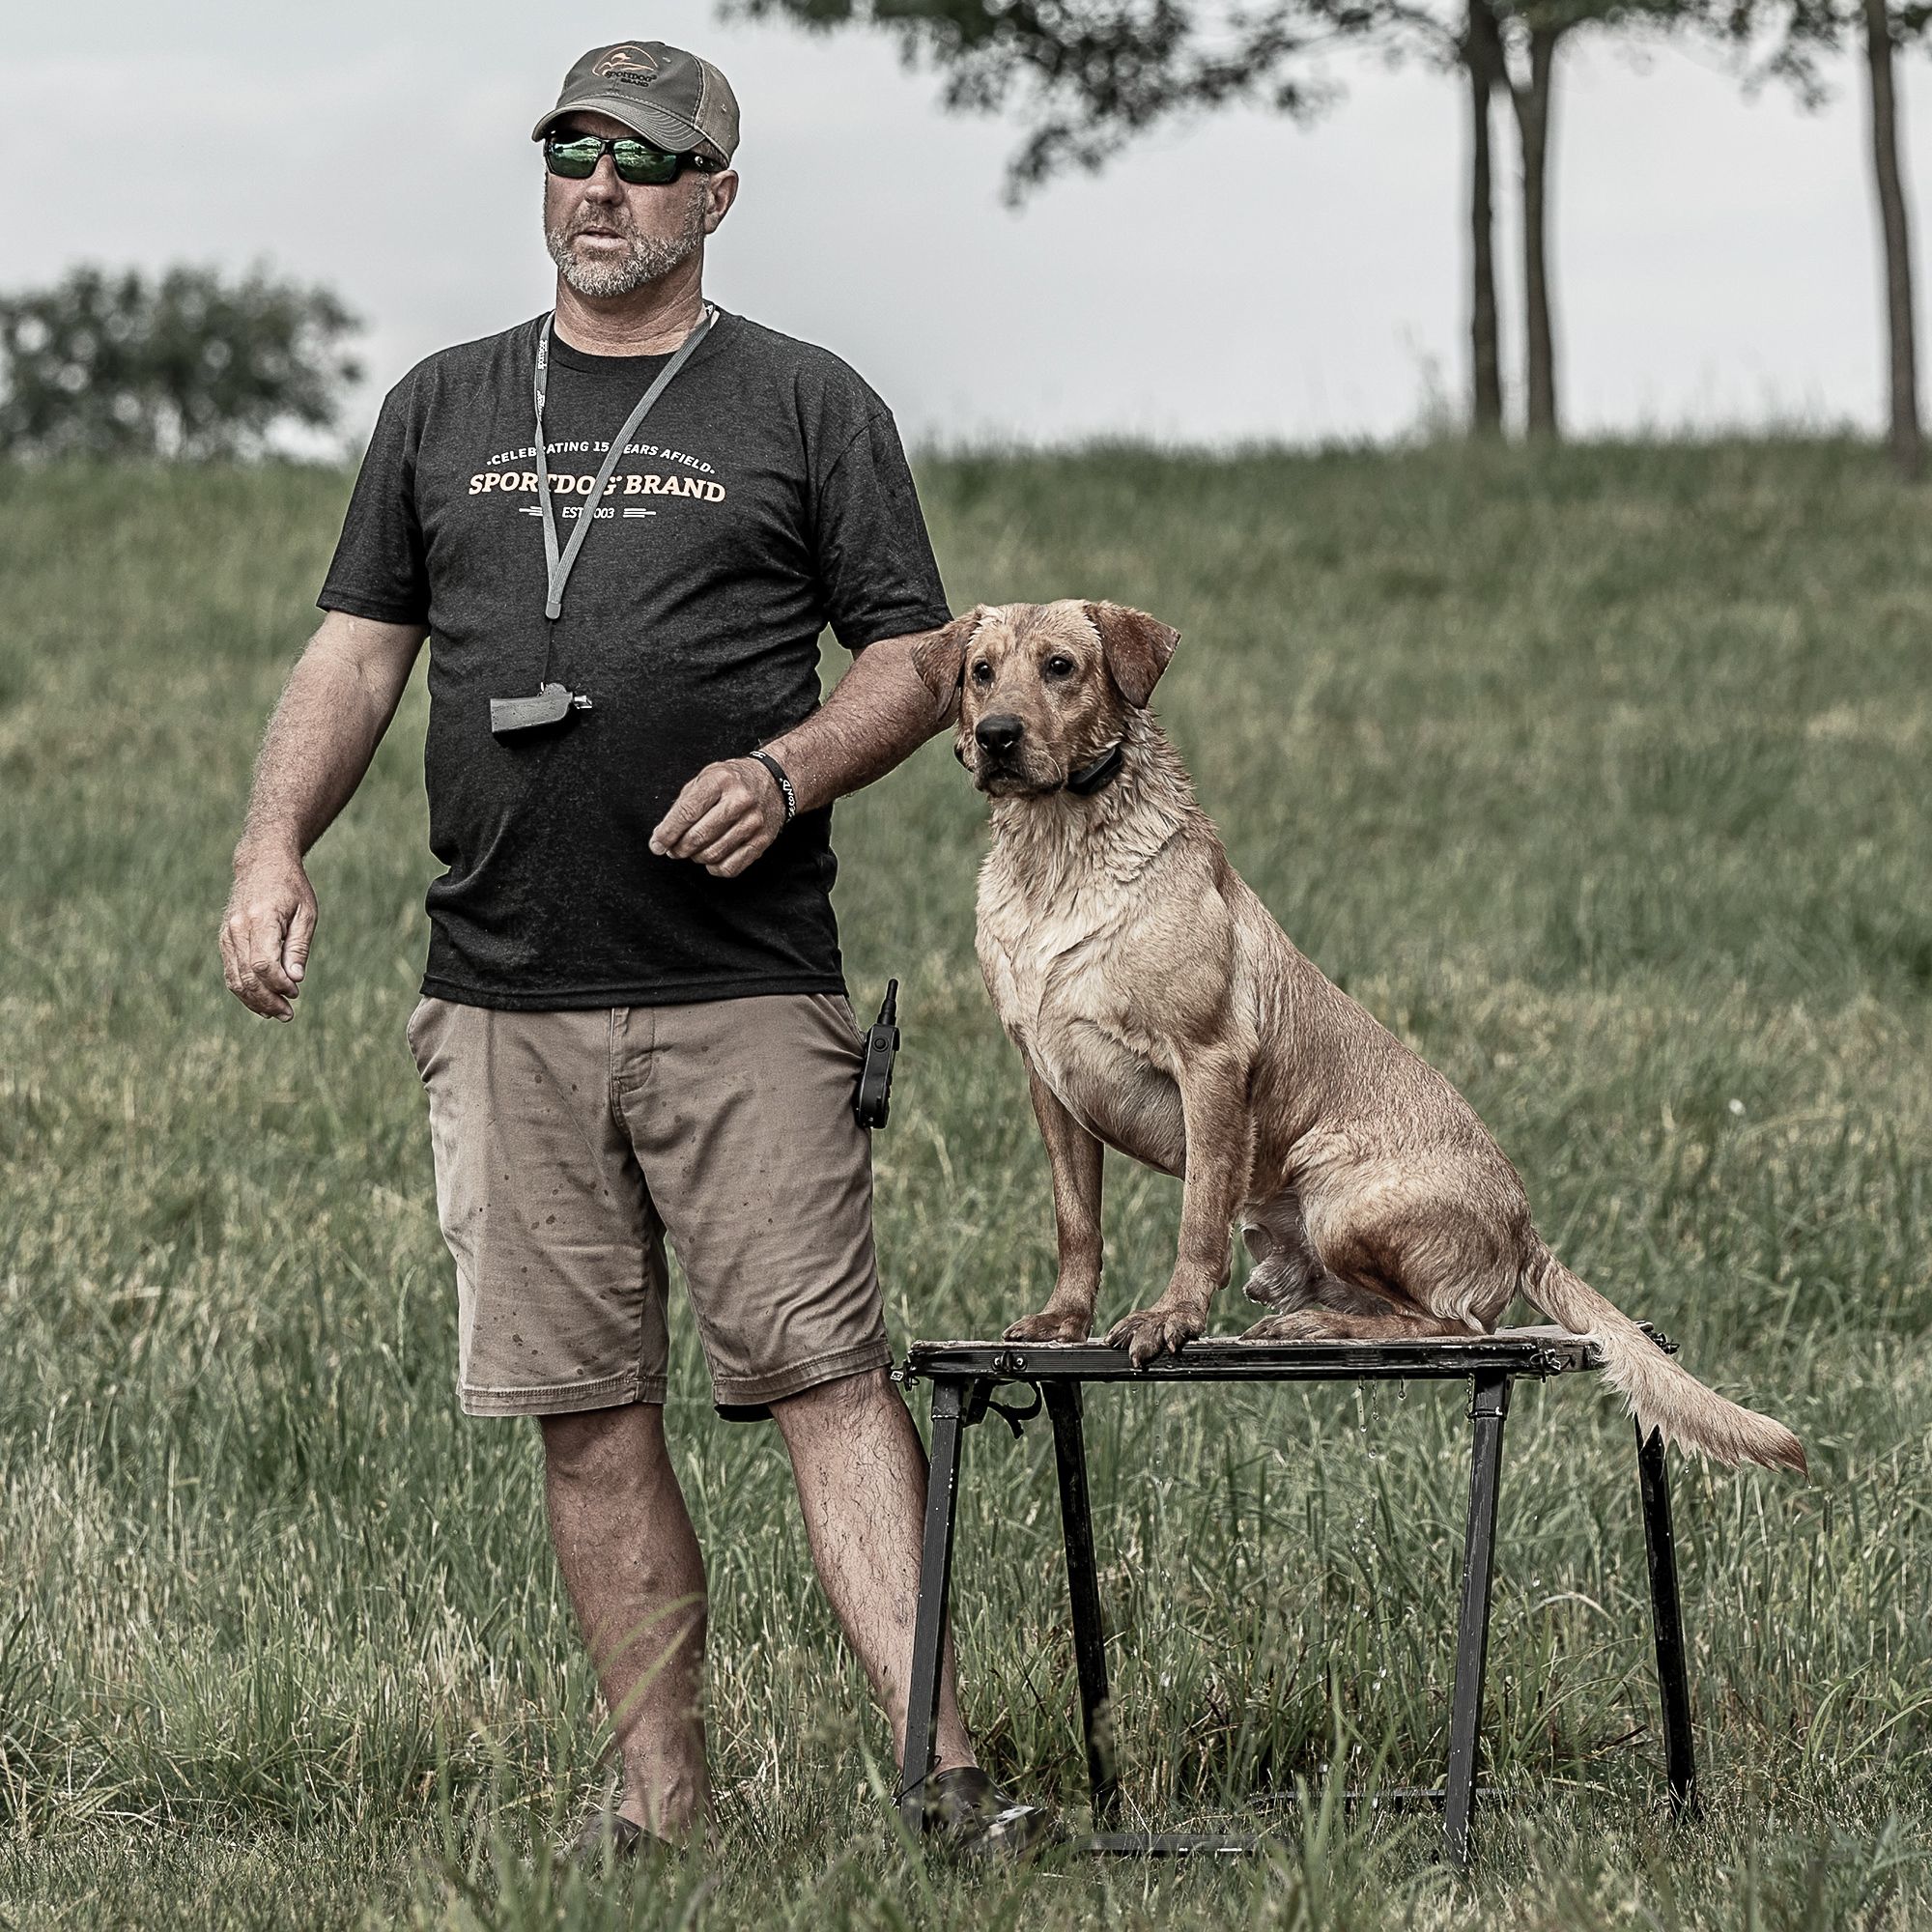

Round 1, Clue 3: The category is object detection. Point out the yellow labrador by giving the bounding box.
[912,599,1804,1473]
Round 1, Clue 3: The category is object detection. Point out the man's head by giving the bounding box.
[912,600,1181,795]
[534,43,741,300]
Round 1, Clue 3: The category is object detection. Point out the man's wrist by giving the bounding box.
[746,749,797,824]
[233,830,303,875]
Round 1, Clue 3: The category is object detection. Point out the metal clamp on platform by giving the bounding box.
[895,1326,1698,1866]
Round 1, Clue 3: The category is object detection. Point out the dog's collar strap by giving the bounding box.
[1063,742,1125,797]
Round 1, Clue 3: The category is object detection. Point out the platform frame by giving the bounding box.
[894,1329,1698,1864]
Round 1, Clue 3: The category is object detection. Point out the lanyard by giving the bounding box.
[532,304,717,621]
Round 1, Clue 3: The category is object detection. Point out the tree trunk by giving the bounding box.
[1509,26,1563,440]
[1862,0,1923,479]
[1467,0,1505,436]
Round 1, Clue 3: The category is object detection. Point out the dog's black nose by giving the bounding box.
[976,714,1025,756]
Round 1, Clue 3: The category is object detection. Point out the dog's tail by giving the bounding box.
[1522,1245,1806,1475]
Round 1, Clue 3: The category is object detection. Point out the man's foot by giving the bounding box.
[922,1767,1056,1860]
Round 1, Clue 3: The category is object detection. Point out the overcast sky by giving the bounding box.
[4,3,1926,447]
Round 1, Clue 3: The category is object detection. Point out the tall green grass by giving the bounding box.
[0,440,1927,1928]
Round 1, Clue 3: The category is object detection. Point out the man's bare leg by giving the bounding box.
[540,1402,711,1837]
[770,1369,978,1780]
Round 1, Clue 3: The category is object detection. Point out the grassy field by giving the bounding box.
[0,438,1927,1929]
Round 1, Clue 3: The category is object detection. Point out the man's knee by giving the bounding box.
[770,1366,907,1444]
[539,1400,668,1489]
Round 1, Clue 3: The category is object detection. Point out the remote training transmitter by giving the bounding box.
[854,980,900,1129]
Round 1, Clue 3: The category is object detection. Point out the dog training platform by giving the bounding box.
[894,1327,1698,1864]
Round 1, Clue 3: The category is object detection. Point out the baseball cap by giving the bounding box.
[532,42,740,165]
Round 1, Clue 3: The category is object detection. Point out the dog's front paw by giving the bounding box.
[1004,1306,1093,1344]
[1240,1309,1333,1342]
[1104,1302,1205,1368]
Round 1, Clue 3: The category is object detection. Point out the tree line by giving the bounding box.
[0,266,359,462]
[734,0,1929,477]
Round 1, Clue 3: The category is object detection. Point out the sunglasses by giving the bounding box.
[543,133,722,186]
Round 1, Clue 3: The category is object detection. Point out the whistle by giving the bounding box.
[490,682,593,738]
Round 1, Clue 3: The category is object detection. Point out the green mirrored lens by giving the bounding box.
[546,138,602,179]
[610,142,679,185]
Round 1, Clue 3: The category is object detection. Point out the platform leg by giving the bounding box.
[1635,1421,1699,1820]
[1044,1381,1119,1827]
[899,1378,969,1837]
[1443,1370,1511,1867]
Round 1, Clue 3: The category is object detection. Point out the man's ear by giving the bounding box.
[1085,601,1179,708]
[908,606,986,724]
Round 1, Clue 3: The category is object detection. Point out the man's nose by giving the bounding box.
[975,714,1025,756]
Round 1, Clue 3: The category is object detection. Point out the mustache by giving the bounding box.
[562,208,639,242]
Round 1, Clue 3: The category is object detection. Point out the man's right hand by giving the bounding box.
[221,846,318,1021]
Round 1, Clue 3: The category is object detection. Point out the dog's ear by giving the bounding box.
[1085,602,1179,708]
[908,606,986,724]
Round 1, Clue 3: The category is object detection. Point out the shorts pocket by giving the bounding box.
[404,995,437,1075]
[817,991,867,1065]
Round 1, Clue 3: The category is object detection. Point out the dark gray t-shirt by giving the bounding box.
[319,308,952,1009]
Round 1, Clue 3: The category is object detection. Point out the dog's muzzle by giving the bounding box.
[969,712,1037,791]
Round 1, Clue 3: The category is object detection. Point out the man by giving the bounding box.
[220,41,1034,1859]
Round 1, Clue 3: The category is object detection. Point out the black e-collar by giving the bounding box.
[1062,741,1125,797]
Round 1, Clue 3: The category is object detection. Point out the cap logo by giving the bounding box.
[593,43,660,85]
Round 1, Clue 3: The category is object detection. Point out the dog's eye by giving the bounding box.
[971,661,993,685]
[1043,655,1075,678]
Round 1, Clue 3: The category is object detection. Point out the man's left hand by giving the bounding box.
[650,757,786,877]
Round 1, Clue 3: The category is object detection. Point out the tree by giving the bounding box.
[1726,0,1925,478]
[1497,0,1721,439]
[1367,0,1708,440]
[1467,0,1508,433]
[1502,0,1568,436]
[0,265,361,461]
[1298,0,1512,434]
[1320,0,1511,432]
[731,1,1542,416]
[733,0,1694,440]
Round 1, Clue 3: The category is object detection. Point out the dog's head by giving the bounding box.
[910,599,1179,796]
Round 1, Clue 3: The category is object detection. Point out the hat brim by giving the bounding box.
[531,92,727,162]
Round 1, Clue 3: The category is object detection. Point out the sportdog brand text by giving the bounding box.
[469,469,726,501]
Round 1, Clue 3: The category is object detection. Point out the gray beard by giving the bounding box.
[545,191,706,299]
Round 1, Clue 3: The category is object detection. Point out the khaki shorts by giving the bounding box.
[406,991,889,1418]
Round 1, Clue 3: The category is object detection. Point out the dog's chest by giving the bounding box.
[976,861,1184,1169]
[979,891,1111,1052]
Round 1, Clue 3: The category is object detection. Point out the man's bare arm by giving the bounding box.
[649,627,952,879]
[220,611,428,1019]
